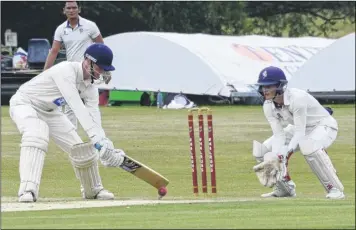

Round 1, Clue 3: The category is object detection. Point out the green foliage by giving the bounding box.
[126,2,247,34]
[246,2,355,37]
[1,2,354,49]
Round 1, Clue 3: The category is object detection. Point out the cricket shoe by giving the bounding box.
[95,189,115,200]
[326,188,345,200]
[261,180,296,198]
[81,186,115,200]
[18,192,36,203]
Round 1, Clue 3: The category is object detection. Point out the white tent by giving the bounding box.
[289,33,355,92]
[101,32,335,96]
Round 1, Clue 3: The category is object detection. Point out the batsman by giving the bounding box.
[9,43,126,202]
[252,66,345,199]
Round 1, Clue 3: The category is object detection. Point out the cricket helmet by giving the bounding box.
[256,66,288,99]
[84,43,115,71]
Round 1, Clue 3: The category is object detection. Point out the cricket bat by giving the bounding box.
[119,154,169,189]
[74,142,169,190]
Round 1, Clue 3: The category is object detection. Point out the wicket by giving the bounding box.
[188,107,217,195]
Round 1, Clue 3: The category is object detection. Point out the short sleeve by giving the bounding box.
[53,26,63,42]
[89,22,101,39]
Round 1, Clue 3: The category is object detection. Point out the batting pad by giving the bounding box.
[300,139,344,192]
[69,143,103,199]
[18,147,46,201]
[304,150,344,192]
[20,118,49,152]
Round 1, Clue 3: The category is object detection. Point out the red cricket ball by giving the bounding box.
[158,187,168,197]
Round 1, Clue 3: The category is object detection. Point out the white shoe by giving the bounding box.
[18,192,35,203]
[261,181,296,198]
[326,188,345,199]
[95,189,115,200]
[81,186,115,200]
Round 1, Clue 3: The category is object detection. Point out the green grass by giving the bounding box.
[2,201,355,229]
[1,105,355,229]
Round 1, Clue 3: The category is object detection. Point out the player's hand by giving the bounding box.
[276,146,293,162]
[276,147,293,180]
[100,137,114,150]
[253,159,281,187]
[93,138,126,167]
[93,137,114,154]
[100,149,126,167]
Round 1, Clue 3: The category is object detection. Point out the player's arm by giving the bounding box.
[287,95,307,152]
[82,85,117,162]
[93,34,104,43]
[89,22,104,44]
[263,103,286,153]
[44,27,62,70]
[52,73,102,143]
[252,104,288,188]
[83,86,106,137]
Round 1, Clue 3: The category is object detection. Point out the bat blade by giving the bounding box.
[120,155,169,189]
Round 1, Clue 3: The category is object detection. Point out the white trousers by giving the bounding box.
[9,92,88,198]
[59,105,78,130]
[263,124,338,153]
[10,93,82,153]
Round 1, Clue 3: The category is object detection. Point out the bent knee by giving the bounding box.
[299,138,324,156]
[51,129,83,154]
[253,140,270,162]
[21,119,49,152]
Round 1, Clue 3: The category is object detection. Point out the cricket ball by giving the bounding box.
[158,187,167,197]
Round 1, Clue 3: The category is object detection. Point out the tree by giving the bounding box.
[245,1,355,37]
[1,1,354,49]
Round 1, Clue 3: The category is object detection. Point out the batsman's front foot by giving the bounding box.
[81,187,115,200]
[95,189,115,200]
[326,188,345,200]
[261,181,296,198]
[18,192,36,203]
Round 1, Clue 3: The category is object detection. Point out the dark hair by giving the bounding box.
[63,1,81,15]
[64,1,80,7]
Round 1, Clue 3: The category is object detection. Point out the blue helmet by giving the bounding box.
[84,43,115,71]
[256,66,287,86]
[256,66,288,99]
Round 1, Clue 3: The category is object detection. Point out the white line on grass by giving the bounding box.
[1,197,263,212]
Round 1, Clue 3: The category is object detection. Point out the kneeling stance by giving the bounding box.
[252,66,344,199]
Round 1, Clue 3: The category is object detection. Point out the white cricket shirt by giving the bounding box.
[263,88,338,153]
[54,16,101,62]
[17,61,105,137]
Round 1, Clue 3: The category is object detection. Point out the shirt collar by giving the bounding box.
[283,88,290,105]
[270,88,290,110]
[66,16,82,28]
